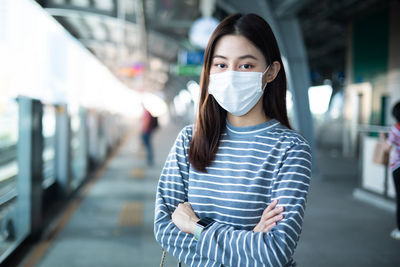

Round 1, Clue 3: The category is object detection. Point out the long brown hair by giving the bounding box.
[189,13,291,172]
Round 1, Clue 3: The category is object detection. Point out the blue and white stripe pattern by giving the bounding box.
[154,119,312,266]
[388,124,400,171]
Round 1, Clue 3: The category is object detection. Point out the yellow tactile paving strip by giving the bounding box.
[21,129,134,267]
[119,202,143,226]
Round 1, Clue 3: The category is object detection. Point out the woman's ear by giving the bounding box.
[264,61,281,83]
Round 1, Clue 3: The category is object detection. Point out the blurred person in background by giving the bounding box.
[386,101,400,240]
[154,13,311,266]
[141,105,157,166]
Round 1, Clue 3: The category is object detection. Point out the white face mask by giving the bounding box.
[208,66,270,116]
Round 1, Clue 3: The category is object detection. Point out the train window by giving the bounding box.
[70,109,87,190]
[42,105,56,189]
[0,97,18,258]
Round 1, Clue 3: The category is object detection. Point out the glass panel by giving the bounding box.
[0,97,18,257]
[70,110,86,189]
[42,105,56,189]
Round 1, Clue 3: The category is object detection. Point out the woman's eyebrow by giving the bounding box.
[213,55,227,59]
[238,54,258,60]
[212,54,258,60]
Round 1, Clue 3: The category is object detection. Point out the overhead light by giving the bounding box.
[150,57,163,70]
[189,16,219,49]
[308,85,333,115]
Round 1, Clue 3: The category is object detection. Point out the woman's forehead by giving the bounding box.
[213,34,263,60]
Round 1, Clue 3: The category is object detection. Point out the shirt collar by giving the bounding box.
[225,119,280,138]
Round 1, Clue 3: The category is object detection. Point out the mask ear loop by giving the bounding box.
[262,64,271,90]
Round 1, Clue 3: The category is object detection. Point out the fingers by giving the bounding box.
[263,199,278,215]
[262,202,284,222]
[183,202,195,213]
[177,202,191,210]
[253,199,284,233]
[253,213,283,233]
[177,202,199,221]
[265,214,284,226]
[254,199,285,233]
[265,206,284,219]
[258,214,284,233]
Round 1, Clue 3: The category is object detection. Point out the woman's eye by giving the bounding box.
[215,63,226,68]
[240,64,253,69]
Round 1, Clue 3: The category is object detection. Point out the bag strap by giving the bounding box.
[160,249,182,267]
[160,250,166,267]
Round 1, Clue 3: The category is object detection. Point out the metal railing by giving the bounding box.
[357,124,393,200]
[0,144,18,208]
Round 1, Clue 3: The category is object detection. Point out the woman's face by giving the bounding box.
[210,34,267,75]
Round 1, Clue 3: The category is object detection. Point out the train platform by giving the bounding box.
[19,122,400,267]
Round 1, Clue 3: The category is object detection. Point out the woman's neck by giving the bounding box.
[227,99,269,127]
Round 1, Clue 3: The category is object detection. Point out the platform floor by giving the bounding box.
[20,122,400,267]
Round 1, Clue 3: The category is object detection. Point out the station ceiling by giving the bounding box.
[35,0,388,99]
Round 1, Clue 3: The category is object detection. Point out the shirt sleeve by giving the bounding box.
[154,126,218,265]
[387,127,399,146]
[194,142,312,267]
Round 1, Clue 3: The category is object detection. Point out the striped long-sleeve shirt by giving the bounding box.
[154,119,312,267]
[387,123,400,171]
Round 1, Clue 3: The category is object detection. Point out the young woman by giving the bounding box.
[386,102,400,240]
[154,13,312,266]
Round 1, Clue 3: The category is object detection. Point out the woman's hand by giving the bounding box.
[253,199,284,233]
[172,202,200,234]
